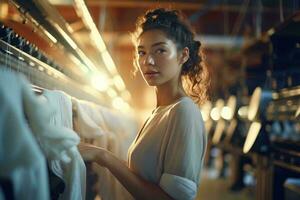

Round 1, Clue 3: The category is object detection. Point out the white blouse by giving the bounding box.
[127,97,207,200]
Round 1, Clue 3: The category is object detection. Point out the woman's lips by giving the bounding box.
[144,72,159,78]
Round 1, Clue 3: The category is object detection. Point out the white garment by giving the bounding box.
[96,106,137,159]
[43,90,86,200]
[72,98,115,200]
[43,90,73,129]
[95,108,137,200]
[72,98,136,200]
[0,69,49,200]
[128,97,207,200]
[23,88,79,162]
[72,98,108,139]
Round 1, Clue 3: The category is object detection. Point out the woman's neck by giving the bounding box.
[155,82,186,107]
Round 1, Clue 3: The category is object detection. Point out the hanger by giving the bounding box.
[31,84,44,95]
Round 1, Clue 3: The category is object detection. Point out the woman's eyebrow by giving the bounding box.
[151,42,167,47]
[137,42,167,49]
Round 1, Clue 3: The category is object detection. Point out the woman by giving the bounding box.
[79,8,209,200]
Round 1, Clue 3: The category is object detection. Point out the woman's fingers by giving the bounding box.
[78,143,98,161]
[77,143,109,166]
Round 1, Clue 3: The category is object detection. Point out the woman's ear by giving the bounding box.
[180,47,189,65]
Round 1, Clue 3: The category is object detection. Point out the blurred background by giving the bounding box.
[0,0,300,200]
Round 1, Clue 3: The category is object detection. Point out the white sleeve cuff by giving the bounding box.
[159,173,197,200]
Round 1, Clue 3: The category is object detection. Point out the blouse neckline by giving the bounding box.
[152,96,189,114]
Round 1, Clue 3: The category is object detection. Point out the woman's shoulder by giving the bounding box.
[170,97,199,112]
[166,97,206,138]
[168,97,202,119]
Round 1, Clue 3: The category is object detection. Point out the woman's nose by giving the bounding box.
[143,54,155,66]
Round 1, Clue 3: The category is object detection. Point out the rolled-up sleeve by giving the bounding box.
[159,173,197,200]
[158,103,206,200]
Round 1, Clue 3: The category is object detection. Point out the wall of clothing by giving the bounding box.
[0,69,138,200]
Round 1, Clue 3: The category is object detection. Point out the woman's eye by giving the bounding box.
[156,49,166,54]
[138,51,145,56]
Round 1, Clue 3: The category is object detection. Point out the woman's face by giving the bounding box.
[136,29,183,87]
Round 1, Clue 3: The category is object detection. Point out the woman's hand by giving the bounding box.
[78,142,110,167]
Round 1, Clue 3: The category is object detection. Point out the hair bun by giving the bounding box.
[145,8,179,24]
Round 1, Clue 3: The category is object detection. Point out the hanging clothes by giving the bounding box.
[0,69,49,200]
[72,98,108,148]
[72,98,135,200]
[43,90,86,200]
[95,106,137,160]
[72,98,113,200]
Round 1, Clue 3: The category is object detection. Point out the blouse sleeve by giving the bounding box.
[158,103,206,200]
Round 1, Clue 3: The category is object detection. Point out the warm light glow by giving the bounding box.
[107,88,117,98]
[204,120,213,134]
[248,87,262,121]
[201,101,212,122]
[42,28,57,43]
[221,106,233,120]
[18,56,24,61]
[225,95,236,120]
[69,54,89,73]
[38,66,44,71]
[210,99,224,121]
[53,23,76,49]
[212,120,226,144]
[29,61,35,67]
[122,102,131,112]
[238,106,248,118]
[112,97,130,112]
[0,3,8,19]
[91,29,106,52]
[77,50,98,72]
[74,0,106,51]
[74,0,118,75]
[121,90,131,101]
[113,75,126,91]
[102,50,118,75]
[243,121,262,154]
[91,73,110,91]
[210,107,220,121]
[73,0,131,99]
[267,28,275,36]
[201,111,209,122]
[112,97,124,109]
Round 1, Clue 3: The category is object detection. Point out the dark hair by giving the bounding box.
[132,8,210,105]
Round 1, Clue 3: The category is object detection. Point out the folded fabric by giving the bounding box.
[42,90,86,200]
[0,69,49,200]
[159,173,197,200]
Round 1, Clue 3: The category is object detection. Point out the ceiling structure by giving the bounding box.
[78,0,297,115]
[1,0,299,120]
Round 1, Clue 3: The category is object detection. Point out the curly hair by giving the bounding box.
[131,8,210,105]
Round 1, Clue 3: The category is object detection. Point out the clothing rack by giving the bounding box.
[0,37,108,107]
[1,0,111,107]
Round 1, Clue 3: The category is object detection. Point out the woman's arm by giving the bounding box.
[79,143,173,200]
